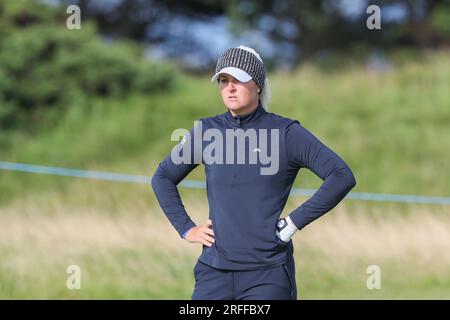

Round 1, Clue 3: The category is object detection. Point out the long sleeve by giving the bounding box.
[286,121,356,230]
[151,126,199,238]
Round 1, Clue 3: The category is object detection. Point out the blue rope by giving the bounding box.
[1,161,449,205]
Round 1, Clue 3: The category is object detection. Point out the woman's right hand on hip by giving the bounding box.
[184,219,215,247]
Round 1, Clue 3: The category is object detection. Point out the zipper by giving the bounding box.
[232,116,241,185]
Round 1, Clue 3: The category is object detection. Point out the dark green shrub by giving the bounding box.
[0,2,177,130]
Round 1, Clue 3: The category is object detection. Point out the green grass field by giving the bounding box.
[0,183,449,299]
[0,50,449,299]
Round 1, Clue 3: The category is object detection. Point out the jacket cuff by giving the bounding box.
[180,222,196,238]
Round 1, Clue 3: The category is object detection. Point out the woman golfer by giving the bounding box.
[151,45,356,300]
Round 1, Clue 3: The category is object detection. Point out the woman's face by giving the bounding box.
[218,74,259,116]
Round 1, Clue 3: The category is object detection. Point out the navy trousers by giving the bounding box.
[192,255,297,300]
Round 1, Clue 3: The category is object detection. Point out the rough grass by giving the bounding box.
[0,183,449,299]
[1,50,449,205]
[1,50,449,299]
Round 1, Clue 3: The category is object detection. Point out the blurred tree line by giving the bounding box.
[1,0,449,130]
[66,0,449,67]
[0,0,177,130]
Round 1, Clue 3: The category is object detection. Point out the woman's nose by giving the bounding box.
[227,82,236,91]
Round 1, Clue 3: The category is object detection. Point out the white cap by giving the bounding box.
[211,67,252,83]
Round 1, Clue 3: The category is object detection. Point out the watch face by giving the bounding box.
[277,219,286,229]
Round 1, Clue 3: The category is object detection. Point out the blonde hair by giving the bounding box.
[259,77,271,110]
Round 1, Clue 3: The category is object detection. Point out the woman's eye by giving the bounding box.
[219,79,227,84]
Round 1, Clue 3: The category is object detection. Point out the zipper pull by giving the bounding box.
[236,116,241,128]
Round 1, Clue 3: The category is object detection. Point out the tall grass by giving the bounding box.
[0,51,449,299]
[1,51,449,206]
[0,184,448,299]
[269,50,450,196]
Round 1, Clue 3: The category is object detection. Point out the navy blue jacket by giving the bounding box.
[151,103,356,270]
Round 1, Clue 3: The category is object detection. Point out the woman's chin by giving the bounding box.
[225,102,244,110]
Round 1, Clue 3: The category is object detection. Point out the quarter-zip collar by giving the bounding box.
[223,102,267,128]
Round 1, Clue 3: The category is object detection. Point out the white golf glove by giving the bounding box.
[276,215,298,242]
